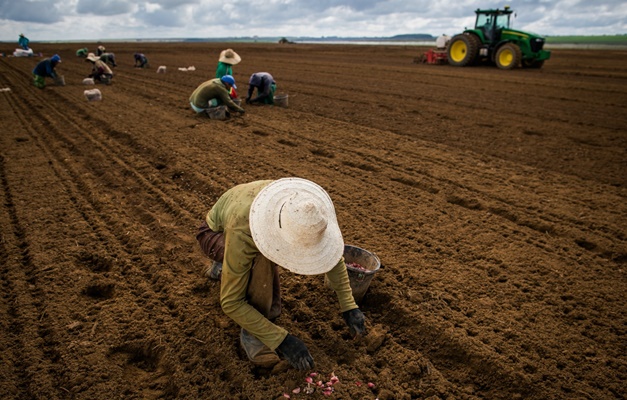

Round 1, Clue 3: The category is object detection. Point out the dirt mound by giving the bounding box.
[0,42,625,399]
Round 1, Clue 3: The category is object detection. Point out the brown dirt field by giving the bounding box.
[0,42,626,400]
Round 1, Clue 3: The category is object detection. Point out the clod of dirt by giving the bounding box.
[366,324,387,353]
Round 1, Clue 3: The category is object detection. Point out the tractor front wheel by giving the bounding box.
[447,34,480,67]
[495,43,522,70]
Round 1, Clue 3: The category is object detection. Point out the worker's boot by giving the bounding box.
[240,329,280,368]
[202,261,222,280]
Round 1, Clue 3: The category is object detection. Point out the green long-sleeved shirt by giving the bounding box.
[206,180,358,350]
[189,78,244,113]
[215,62,233,79]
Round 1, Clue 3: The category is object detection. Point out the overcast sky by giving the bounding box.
[1,0,626,42]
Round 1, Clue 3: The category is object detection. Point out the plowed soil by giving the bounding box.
[0,42,626,400]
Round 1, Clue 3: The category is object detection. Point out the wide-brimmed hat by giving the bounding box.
[86,53,99,62]
[218,48,241,65]
[249,178,344,275]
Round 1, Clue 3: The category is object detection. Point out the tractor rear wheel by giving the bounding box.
[447,34,480,67]
[495,43,522,69]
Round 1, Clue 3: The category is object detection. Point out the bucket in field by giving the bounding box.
[84,88,102,102]
[157,65,167,74]
[100,75,111,85]
[54,75,65,86]
[326,245,380,303]
[233,98,242,107]
[273,94,289,107]
[82,78,94,85]
[206,105,228,120]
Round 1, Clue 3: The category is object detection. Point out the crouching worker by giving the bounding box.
[32,54,61,89]
[246,72,276,105]
[189,75,245,115]
[99,52,117,67]
[196,178,367,370]
[76,47,89,58]
[134,53,149,68]
[86,53,113,84]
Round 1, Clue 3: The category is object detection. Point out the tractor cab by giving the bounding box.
[474,7,513,44]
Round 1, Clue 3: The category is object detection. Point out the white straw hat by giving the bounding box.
[249,178,344,275]
[218,48,241,65]
[86,53,99,62]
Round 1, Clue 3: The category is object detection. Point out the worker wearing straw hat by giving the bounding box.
[215,48,241,79]
[196,178,366,370]
[216,48,241,99]
[85,53,113,84]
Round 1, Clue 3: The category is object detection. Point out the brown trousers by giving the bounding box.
[196,221,281,319]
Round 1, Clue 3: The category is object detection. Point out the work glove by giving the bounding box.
[276,334,314,370]
[342,308,366,337]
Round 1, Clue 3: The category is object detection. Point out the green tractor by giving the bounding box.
[447,6,550,69]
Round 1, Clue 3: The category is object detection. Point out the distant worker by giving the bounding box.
[86,53,113,84]
[32,54,61,89]
[246,72,276,105]
[189,75,245,115]
[99,52,117,67]
[97,45,106,56]
[18,33,30,50]
[134,53,149,68]
[76,47,88,58]
[216,48,241,99]
[435,34,450,49]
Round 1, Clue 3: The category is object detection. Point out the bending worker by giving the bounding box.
[196,178,367,370]
[246,72,276,105]
[134,53,149,68]
[99,52,117,67]
[189,75,245,115]
[85,53,113,84]
[32,54,61,89]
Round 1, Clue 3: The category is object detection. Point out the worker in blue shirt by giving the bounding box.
[32,54,61,89]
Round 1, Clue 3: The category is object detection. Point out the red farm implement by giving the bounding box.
[417,48,448,65]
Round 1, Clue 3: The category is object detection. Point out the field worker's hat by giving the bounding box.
[51,54,61,63]
[249,178,344,275]
[86,53,98,62]
[19,33,24,37]
[220,75,237,89]
[218,48,241,65]
[98,45,105,51]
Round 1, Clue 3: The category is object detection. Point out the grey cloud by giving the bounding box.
[76,0,135,16]
[0,0,63,23]
[134,5,189,28]
[151,0,199,10]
